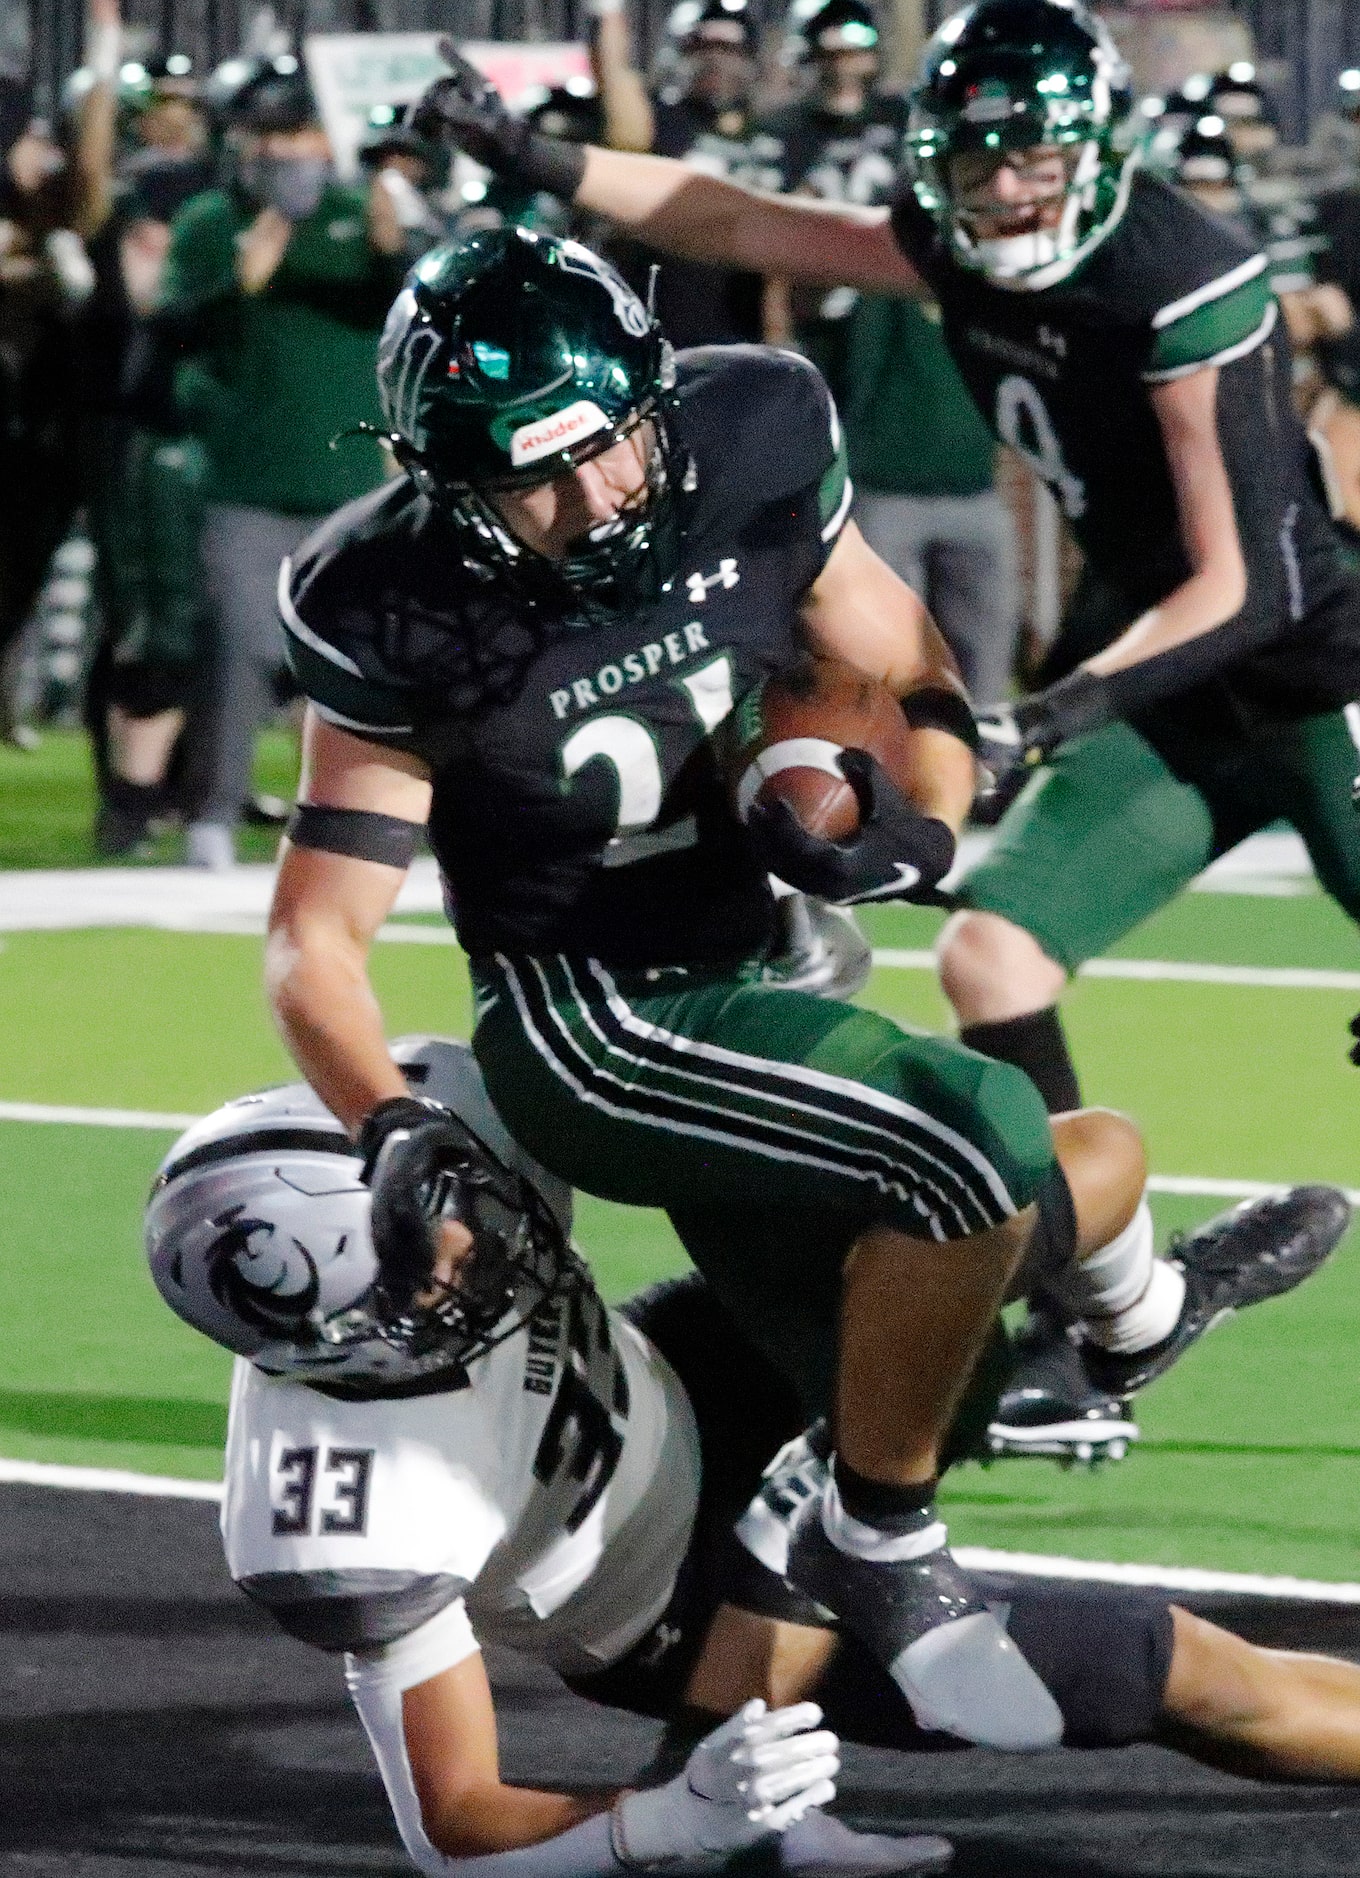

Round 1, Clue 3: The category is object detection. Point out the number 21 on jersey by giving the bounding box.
[560,652,735,846]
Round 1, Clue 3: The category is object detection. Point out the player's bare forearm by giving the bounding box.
[402,1655,617,1856]
[1084,367,1247,680]
[265,852,411,1133]
[576,146,919,290]
[800,522,977,829]
[265,709,433,1128]
[415,1776,613,1858]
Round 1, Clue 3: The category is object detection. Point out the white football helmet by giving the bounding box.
[145,1037,577,1393]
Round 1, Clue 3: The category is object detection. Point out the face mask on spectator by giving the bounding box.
[239,153,332,220]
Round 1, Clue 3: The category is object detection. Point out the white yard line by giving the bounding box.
[5,914,1356,987]
[0,1456,224,1500]
[0,1456,1356,1601]
[869,949,1360,991]
[0,1100,204,1129]
[2,1102,1357,1205]
[0,829,1319,935]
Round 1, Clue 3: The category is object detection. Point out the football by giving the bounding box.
[727,656,920,841]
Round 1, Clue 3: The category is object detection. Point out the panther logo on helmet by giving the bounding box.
[207,1208,322,1337]
[558,241,651,339]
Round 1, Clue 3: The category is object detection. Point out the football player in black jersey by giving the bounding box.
[408,0,1360,1414]
[412,0,1360,1094]
[265,221,1345,1750]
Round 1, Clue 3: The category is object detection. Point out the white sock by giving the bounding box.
[820,1477,948,1562]
[1070,1201,1187,1354]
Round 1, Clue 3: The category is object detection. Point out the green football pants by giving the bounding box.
[85,421,206,681]
[959,711,1360,972]
[471,953,1053,1411]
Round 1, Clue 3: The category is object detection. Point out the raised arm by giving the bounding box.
[265,710,432,1132]
[588,0,656,154]
[576,146,917,290]
[410,45,923,295]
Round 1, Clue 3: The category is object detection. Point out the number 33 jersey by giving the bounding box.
[280,345,850,966]
[222,1283,701,1678]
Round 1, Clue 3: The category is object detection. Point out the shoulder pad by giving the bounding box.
[675,345,844,521]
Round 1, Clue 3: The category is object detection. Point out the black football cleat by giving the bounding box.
[988,1311,1138,1466]
[784,1493,1063,1751]
[1084,1185,1351,1400]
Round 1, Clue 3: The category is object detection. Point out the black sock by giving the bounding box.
[104,775,166,815]
[961,1005,1081,1115]
[833,1456,937,1532]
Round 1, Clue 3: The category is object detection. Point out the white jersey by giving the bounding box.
[222,1280,701,1678]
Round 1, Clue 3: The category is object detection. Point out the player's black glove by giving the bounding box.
[356,1096,470,1311]
[972,705,1030,825]
[1348,1012,1360,1067]
[1012,667,1115,758]
[407,40,587,201]
[746,748,955,906]
[972,670,1115,824]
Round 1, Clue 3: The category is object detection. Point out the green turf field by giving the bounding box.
[3,768,1360,1577]
[0,726,299,869]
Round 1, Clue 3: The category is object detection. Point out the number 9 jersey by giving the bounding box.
[278,344,851,966]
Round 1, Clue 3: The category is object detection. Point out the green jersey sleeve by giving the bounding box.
[1142,253,1277,383]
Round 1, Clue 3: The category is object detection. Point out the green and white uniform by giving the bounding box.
[281,344,1052,1381]
[890,169,1360,964]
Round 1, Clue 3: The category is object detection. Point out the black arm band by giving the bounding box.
[516,127,588,202]
[287,804,423,869]
[900,685,980,751]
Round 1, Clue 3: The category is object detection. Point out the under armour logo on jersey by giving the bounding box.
[686,560,739,604]
[1038,325,1067,359]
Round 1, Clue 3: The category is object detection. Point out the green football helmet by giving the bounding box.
[907,0,1140,290]
[376,226,686,618]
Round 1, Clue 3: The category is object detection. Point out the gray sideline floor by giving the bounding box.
[3,1484,1359,1878]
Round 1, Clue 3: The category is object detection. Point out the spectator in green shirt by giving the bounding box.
[843,294,1019,708]
[160,55,406,868]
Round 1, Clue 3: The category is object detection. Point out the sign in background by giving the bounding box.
[304,32,591,178]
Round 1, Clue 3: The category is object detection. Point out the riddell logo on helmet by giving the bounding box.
[510,401,611,468]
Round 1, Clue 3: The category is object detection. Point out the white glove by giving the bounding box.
[613,1700,839,1870]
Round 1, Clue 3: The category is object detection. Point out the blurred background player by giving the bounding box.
[753,0,905,393]
[755,0,1020,713]
[591,0,765,346]
[0,0,110,742]
[159,52,406,870]
[357,103,451,266]
[71,16,215,854]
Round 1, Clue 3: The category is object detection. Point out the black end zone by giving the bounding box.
[2,1486,1359,1877]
